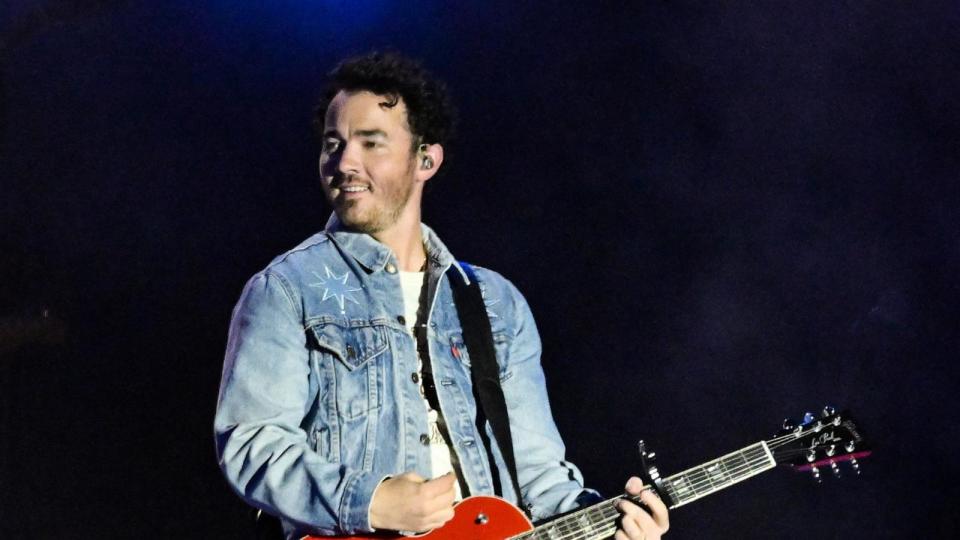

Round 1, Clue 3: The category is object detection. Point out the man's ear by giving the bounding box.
[415,143,444,182]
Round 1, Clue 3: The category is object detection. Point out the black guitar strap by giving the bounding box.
[446,262,527,516]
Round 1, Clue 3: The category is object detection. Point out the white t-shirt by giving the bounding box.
[398,271,462,501]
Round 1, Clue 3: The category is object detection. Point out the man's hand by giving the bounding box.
[368,472,457,532]
[615,476,670,540]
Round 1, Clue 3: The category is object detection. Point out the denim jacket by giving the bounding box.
[214,217,599,538]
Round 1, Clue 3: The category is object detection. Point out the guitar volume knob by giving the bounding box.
[475,513,489,525]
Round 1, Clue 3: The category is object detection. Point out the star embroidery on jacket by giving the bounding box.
[309,266,361,312]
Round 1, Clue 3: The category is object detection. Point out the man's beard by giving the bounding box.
[332,168,416,234]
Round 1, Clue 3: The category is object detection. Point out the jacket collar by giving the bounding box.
[323,213,457,273]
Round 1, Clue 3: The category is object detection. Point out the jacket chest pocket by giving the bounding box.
[309,321,389,420]
[449,331,513,382]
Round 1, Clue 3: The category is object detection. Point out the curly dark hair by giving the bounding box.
[313,51,456,151]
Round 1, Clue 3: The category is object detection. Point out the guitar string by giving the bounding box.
[515,513,613,540]
[766,422,850,449]
[511,427,854,540]
[515,449,773,540]
[515,435,849,540]
[511,501,620,540]
[508,500,611,540]
[664,435,859,506]
[514,450,776,540]
[651,448,774,505]
[514,456,784,540]
[511,494,638,540]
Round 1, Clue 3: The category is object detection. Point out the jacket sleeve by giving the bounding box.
[213,272,382,535]
[496,276,603,521]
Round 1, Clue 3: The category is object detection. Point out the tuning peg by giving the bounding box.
[806,449,816,463]
[826,444,836,457]
[821,405,836,418]
[802,412,816,425]
[846,440,856,453]
[830,461,841,478]
[782,418,796,431]
[849,457,861,475]
[810,465,822,483]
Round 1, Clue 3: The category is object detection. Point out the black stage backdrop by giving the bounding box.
[1,1,958,538]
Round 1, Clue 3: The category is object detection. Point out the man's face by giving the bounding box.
[319,90,420,235]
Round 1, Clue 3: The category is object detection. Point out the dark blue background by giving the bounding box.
[2,1,958,538]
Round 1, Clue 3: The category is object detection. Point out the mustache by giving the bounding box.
[328,173,363,188]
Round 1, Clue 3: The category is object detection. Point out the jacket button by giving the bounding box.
[420,434,430,445]
[397,315,406,325]
[385,263,397,274]
[411,372,419,384]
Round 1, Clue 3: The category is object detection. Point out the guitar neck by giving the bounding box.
[512,441,777,540]
[660,440,777,508]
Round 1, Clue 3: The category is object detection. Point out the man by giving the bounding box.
[214,52,669,540]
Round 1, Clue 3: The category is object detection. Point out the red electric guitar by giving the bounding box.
[302,408,869,540]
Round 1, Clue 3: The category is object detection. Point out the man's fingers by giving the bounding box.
[370,472,458,532]
[618,504,646,539]
[399,471,426,483]
[622,477,670,534]
[619,498,659,533]
[410,498,455,532]
[625,476,645,495]
[421,472,457,498]
[422,505,456,529]
[639,489,669,532]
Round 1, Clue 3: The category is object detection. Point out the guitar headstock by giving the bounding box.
[766,406,871,482]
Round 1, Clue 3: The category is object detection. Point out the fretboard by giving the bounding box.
[660,441,776,508]
[509,441,776,540]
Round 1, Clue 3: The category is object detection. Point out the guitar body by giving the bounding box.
[303,496,533,540]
